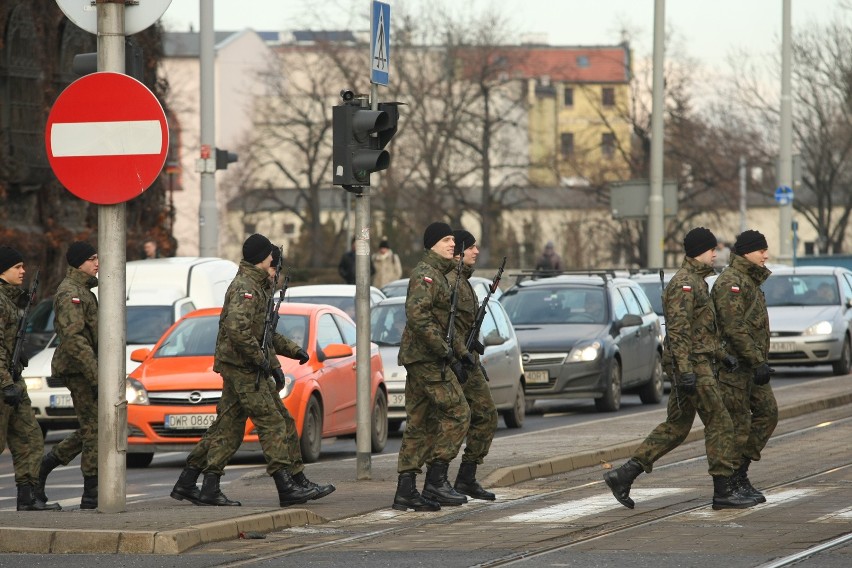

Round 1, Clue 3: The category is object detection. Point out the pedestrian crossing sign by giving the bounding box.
[371,1,390,85]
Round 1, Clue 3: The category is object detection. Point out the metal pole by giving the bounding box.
[778,0,794,261]
[739,156,747,233]
[96,0,127,514]
[647,0,665,268]
[198,0,218,256]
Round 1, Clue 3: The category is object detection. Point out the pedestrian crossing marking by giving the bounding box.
[812,505,852,523]
[685,488,820,520]
[495,488,686,523]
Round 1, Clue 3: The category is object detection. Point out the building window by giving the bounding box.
[601,132,615,159]
[602,87,615,107]
[576,55,589,68]
[560,132,574,158]
[563,87,574,107]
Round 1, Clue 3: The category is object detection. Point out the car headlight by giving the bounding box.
[278,374,296,399]
[803,321,833,336]
[567,341,602,362]
[126,377,149,405]
[24,377,44,391]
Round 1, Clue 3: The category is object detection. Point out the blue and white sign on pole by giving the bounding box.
[371,1,390,85]
[775,185,794,205]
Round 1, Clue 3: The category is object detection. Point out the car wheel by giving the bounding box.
[300,396,323,463]
[595,359,622,412]
[638,352,664,404]
[126,453,153,468]
[502,382,525,429]
[832,335,852,375]
[371,390,388,453]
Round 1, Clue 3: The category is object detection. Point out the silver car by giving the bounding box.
[369,296,526,431]
[764,266,852,374]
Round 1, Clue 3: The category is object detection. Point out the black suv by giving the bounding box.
[499,273,663,411]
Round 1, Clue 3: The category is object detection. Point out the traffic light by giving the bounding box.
[332,91,400,191]
[71,38,145,82]
[215,148,238,170]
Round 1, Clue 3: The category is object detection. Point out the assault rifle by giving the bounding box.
[256,248,287,390]
[10,270,39,382]
[441,242,466,380]
[465,257,506,354]
[659,269,680,409]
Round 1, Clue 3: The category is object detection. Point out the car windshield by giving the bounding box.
[637,282,664,316]
[763,274,840,307]
[291,296,355,319]
[370,303,406,345]
[127,306,175,344]
[381,282,407,298]
[276,314,309,350]
[500,287,607,324]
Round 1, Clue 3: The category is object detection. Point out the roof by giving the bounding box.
[162,31,255,57]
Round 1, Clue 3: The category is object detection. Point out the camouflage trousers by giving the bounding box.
[718,369,778,466]
[460,364,498,465]
[199,369,302,477]
[188,375,303,476]
[0,390,44,485]
[633,363,737,477]
[398,360,471,474]
[51,373,98,476]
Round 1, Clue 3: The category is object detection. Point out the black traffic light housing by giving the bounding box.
[72,38,145,82]
[215,148,238,170]
[332,91,400,192]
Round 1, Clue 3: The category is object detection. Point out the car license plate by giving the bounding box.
[49,394,74,408]
[389,393,405,408]
[164,413,216,430]
[527,370,550,384]
[770,342,796,353]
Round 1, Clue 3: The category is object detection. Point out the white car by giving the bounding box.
[283,284,386,320]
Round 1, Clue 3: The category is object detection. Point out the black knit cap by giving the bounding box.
[734,229,768,255]
[270,245,281,269]
[0,246,24,275]
[423,222,453,250]
[452,229,476,256]
[66,241,97,268]
[683,227,717,258]
[242,233,274,264]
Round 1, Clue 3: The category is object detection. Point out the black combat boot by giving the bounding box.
[292,471,336,500]
[16,484,61,511]
[422,461,467,506]
[734,458,766,503]
[36,451,63,503]
[392,472,440,512]
[170,467,203,505]
[603,458,644,509]
[272,470,315,507]
[81,475,98,510]
[454,461,495,501]
[198,473,241,506]
[712,475,758,510]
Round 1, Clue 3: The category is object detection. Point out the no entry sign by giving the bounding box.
[45,72,168,205]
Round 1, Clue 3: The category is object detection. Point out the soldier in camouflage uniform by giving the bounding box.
[445,230,498,501]
[712,229,776,504]
[604,227,756,510]
[0,247,61,511]
[393,222,472,511]
[171,245,334,506]
[37,241,100,510]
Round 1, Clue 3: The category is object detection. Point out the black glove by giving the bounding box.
[678,372,697,396]
[295,349,310,365]
[753,363,775,386]
[258,359,273,377]
[18,354,28,368]
[461,352,477,369]
[2,383,23,408]
[449,360,468,384]
[271,367,286,392]
[721,354,739,372]
[470,338,486,355]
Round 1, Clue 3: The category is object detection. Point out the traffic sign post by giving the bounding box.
[45,72,169,205]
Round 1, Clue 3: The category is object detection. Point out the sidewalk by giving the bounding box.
[1,375,850,554]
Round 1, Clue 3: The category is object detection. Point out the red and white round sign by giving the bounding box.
[45,72,169,205]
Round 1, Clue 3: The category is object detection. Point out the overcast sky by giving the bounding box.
[159,0,844,73]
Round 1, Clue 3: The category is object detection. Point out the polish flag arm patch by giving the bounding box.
[423,276,433,284]
[71,297,81,304]
[243,292,253,299]
[730,285,740,293]
[682,285,692,292]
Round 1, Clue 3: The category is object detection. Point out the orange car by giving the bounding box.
[124,303,387,467]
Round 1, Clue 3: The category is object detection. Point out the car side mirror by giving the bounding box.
[317,343,354,362]
[618,314,643,329]
[130,347,151,362]
[483,333,506,347]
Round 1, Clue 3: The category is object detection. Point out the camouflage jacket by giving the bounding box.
[213,261,301,374]
[711,253,771,369]
[0,279,27,389]
[664,256,723,374]
[446,264,478,363]
[398,250,457,365]
[52,267,99,384]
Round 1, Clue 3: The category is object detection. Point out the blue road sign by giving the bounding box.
[371,1,390,85]
[775,185,794,205]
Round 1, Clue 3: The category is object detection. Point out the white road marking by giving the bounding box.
[685,488,820,520]
[495,488,687,522]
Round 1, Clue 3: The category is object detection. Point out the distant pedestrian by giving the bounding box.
[372,239,402,289]
[604,227,755,511]
[0,246,61,511]
[37,241,100,510]
[712,229,776,504]
[713,240,731,272]
[143,239,160,260]
[338,237,375,285]
[535,241,562,273]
